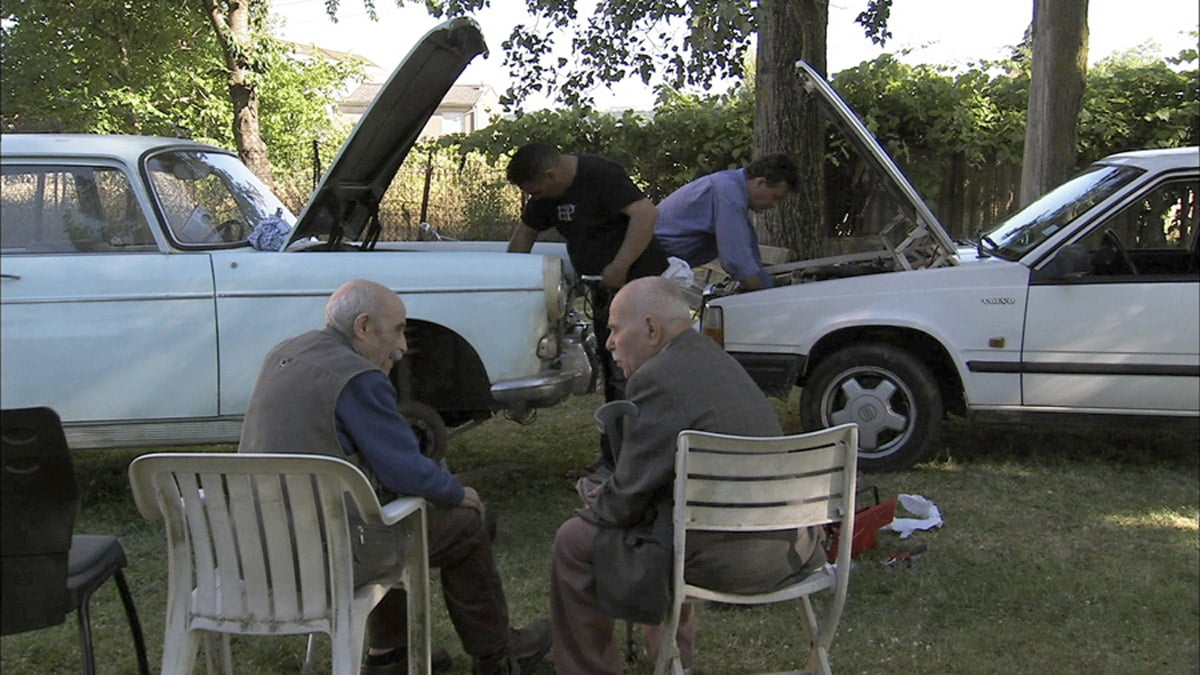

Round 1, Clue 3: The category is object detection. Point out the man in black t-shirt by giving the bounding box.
[506,143,668,467]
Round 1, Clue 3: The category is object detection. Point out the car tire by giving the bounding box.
[397,399,449,468]
[800,343,942,471]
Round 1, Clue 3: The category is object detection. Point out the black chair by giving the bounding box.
[0,407,150,675]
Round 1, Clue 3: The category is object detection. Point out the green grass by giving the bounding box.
[3,392,1197,674]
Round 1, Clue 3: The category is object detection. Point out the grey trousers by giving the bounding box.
[550,517,696,675]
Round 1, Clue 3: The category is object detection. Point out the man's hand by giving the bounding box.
[507,223,538,254]
[600,260,630,289]
[459,486,485,518]
[602,198,658,289]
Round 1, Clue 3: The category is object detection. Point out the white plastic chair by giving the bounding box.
[128,453,430,675]
[655,423,859,675]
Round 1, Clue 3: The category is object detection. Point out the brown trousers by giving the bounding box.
[359,502,511,659]
[550,517,696,675]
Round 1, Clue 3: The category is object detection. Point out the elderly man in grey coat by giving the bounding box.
[548,276,827,674]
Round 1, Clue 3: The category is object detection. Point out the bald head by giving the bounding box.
[605,277,694,378]
[616,277,692,328]
[325,279,395,332]
[325,279,408,371]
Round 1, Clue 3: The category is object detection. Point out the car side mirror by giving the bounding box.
[1033,243,1091,282]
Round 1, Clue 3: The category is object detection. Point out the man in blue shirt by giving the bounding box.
[655,154,798,290]
[240,279,550,675]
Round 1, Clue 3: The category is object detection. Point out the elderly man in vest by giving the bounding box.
[239,278,550,675]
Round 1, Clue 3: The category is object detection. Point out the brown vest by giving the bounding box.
[239,328,405,574]
[239,327,377,482]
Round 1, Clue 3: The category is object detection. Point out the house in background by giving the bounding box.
[338,82,499,138]
[286,41,499,140]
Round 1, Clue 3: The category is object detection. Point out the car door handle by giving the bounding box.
[1,273,21,280]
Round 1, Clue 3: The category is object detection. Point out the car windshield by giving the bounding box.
[145,150,295,246]
[981,164,1144,260]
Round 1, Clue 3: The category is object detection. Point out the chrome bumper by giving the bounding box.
[490,329,597,407]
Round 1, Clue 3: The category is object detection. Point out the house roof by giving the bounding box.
[282,41,377,68]
[341,82,491,111]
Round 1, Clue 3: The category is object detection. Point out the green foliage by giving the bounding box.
[414,48,1195,241]
[1,0,227,137]
[0,0,363,175]
[435,84,754,201]
[256,47,363,175]
[1077,41,1200,163]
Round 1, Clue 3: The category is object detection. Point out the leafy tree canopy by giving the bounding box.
[0,0,363,173]
[329,0,891,111]
[433,41,1196,202]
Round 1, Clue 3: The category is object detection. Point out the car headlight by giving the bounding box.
[543,256,568,321]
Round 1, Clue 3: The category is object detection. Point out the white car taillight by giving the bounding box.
[700,305,724,346]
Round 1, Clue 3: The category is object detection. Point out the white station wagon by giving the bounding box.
[700,62,1199,471]
[0,19,594,452]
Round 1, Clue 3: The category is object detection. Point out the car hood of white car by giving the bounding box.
[288,17,488,247]
[795,61,960,269]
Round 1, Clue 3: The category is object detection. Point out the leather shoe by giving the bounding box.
[510,618,552,669]
[361,645,452,674]
[472,618,552,674]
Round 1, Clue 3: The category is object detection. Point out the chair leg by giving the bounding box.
[652,605,685,675]
[113,569,151,675]
[404,514,431,675]
[301,634,318,675]
[800,596,832,675]
[160,627,201,675]
[624,620,638,664]
[200,632,232,675]
[75,595,97,675]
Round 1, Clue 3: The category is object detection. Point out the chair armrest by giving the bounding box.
[379,496,425,526]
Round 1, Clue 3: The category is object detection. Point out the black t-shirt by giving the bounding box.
[521,154,668,277]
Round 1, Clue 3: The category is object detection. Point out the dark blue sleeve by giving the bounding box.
[335,371,465,506]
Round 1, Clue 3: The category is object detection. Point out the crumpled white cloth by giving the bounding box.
[661,256,694,289]
[884,493,943,539]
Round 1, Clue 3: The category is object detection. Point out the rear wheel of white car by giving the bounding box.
[800,344,942,471]
[397,400,449,468]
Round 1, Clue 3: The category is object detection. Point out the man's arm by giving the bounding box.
[587,367,682,526]
[602,198,658,288]
[507,222,539,253]
[336,371,466,506]
[713,192,771,289]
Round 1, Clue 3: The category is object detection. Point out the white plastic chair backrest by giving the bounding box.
[674,422,859,539]
[128,453,385,631]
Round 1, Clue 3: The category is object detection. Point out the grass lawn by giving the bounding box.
[2,390,1197,674]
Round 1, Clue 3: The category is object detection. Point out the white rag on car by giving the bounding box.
[661,256,694,289]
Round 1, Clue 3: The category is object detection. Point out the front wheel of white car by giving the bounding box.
[800,344,942,471]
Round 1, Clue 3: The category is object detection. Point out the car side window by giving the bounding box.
[1,165,156,253]
[1078,177,1199,278]
[147,152,258,245]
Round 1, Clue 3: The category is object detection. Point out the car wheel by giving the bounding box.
[800,343,942,471]
[397,399,449,468]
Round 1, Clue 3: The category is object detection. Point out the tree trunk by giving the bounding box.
[755,0,828,259]
[1020,0,1088,206]
[203,0,273,184]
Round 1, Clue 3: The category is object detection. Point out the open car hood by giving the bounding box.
[288,18,488,246]
[789,61,958,271]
